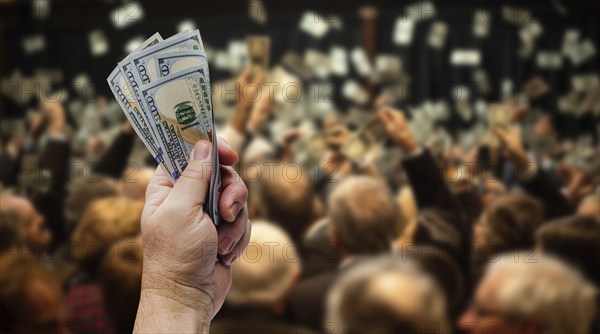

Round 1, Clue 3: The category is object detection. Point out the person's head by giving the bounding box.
[64,176,119,233]
[451,179,483,225]
[577,193,599,220]
[302,218,340,276]
[123,168,154,201]
[326,255,449,334]
[227,221,300,314]
[328,176,400,258]
[0,209,23,253]
[0,193,51,250]
[100,235,143,333]
[459,253,598,334]
[249,162,314,242]
[474,193,543,254]
[72,197,143,274]
[0,260,66,334]
[536,215,600,287]
[404,245,466,321]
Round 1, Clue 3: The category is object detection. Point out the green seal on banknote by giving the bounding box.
[175,101,196,125]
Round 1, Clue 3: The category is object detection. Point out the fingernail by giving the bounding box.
[228,201,242,220]
[193,141,211,160]
[219,236,235,255]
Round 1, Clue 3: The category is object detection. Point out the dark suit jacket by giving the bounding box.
[288,271,337,331]
[93,131,136,179]
[519,168,574,220]
[211,308,319,334]
[35,138,71,246]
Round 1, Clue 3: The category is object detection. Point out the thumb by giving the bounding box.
[165,140,213,210]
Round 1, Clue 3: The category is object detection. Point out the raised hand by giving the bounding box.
[135,137,250,332]
[376,107,419,154]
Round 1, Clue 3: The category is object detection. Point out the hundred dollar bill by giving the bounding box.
[130,30,204,85]
[133,32,163,53]
[106,67,176,177]
[117,36,187,179]
[119,61,181,179]
[341,118,387,165]
[138,65,214,176]
[139,65,221,224]
[155,50,208,78]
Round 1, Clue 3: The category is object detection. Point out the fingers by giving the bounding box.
[377,107,406,124]
[217,136,239,166]
[144,165,175,215]
[217,206,249,256]
[165,140,213,209]
[219,215,251,265]
[218,166,248,222]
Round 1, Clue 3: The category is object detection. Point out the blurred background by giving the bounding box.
[1,1,599,334]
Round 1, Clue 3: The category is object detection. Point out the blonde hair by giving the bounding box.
[72,197,143,273]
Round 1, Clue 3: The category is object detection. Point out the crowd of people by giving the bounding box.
[1,67,599,334]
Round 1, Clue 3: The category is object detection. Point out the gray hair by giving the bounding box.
[325,255,450,334]
[328,176,400,254]
[487,252,598,334]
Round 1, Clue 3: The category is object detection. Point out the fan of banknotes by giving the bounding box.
[107,30,222,225]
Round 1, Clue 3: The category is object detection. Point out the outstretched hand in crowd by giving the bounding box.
[134,137,250,333]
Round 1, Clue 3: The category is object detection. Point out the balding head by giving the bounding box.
[326,255,448,334]
[251,162,314,242]
[227,221,300,310]
[328,176,400,255]
[460,253,598,334]
[0,193,51,250]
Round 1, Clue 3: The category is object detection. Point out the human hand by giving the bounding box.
[558,164,599,204]
[493,127,532,173]
[247,77,274,133]
[508,101,530,123]
[41,101,66,136]
[376,107,419,154]
[135,137,250,332]
[230,70,264,133]
[28,111,46,138]
[324,124,350,151]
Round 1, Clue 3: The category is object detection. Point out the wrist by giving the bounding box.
[135,289,211,334]
[141,271,214,315]
[48,122,65,136]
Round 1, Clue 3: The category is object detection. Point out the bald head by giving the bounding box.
[228,221,300,309]
[326,255,448,334]
[328,176,400,255]
[0,194,51,250]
